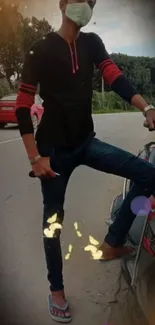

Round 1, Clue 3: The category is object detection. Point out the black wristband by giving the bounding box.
[111,75,138,103]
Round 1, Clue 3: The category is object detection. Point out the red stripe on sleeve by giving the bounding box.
[20,82,37,91]
[15,90,35,110]
[19,85,36,94]
[99,59,112,70]
[99,59,123,86]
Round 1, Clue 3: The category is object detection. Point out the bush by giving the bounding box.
[0,78,11,98]
[92,90,137,113]
[92,91,103,112]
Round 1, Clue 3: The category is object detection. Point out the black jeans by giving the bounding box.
[40,137,155,291]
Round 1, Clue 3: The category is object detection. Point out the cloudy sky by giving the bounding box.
[6,0,155,57]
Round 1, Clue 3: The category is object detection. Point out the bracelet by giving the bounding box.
[30,155,41,165]
[143,104,155,117]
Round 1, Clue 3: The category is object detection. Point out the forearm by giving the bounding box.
[99,59,139,104]
[22,134,39,160]
[15,81,39,160]
[16,109,39,160]
[130,94,148,112]
[16,108,39,160]
[110,75,138,103]
[111,76,149,112]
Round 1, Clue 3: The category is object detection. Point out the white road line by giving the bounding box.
[0,137,21,145]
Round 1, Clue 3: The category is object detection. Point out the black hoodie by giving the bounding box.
[16,32,138,147]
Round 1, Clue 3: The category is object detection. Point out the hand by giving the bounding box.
[145,109,155,131]
[32,157,56,178]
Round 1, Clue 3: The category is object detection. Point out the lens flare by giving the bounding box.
[44,228,55,238]
[68,244,73,253]
[84,245,98,253]
[74,222,78,230]
[65,253,70,260]
[76,231,82,237]
[44,213,62,238]
[84,235,102,260]
[44,216,102,259]
[89,235,99,246]
[47,213,57,224]
[131,196,151,215]
[92,250,103,260]
[65,244,73,261]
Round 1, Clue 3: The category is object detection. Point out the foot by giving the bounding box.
[49,290,72,323]
[52,290,66,306]
[99,241,134,261]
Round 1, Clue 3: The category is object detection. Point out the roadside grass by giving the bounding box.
[93,108,138,114]
[92,91,139,114]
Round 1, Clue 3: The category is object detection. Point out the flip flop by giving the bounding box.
[48,294,72,323]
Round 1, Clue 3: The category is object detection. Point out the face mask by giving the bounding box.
[65,2,93,27]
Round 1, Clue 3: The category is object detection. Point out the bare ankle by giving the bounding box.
[51,290,63,294]
[51,290,65,299]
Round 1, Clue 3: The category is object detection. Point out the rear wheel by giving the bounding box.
[32,114,38,130]
[0,123,6,129]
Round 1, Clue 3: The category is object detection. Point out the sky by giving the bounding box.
[5,0,155,57]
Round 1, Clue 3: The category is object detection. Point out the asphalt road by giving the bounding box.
[0,113,151,325]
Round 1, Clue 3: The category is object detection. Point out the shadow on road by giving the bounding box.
[107,272,149,325]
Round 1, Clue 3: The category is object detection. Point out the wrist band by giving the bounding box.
[143,105,155,117]
[30,155,41,165]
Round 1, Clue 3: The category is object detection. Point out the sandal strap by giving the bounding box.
[48,294,69,311]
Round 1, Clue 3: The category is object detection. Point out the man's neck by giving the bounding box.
[57,22,80,43]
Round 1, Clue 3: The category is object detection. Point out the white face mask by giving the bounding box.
[65,2,93,27]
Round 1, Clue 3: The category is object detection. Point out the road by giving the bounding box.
[0,113,151,325]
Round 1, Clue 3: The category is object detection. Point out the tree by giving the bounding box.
[111,53,155,97]
[93,53,155,98]
[0,1,53,87]
[21,16,53,55]
[0,78,11,98]
[0,1,23,88]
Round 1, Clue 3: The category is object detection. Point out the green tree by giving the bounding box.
[0,78,11,98]
[21,16,53,54]
[93,53,155,100]
[0,1,53,87]
[110,53,155,97]
[0,1,23,88]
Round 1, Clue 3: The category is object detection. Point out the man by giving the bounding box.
[16,0,155,322]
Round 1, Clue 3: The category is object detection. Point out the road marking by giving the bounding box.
[0,137,21,145]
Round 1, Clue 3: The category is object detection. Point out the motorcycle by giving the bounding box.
[107,121,155,325]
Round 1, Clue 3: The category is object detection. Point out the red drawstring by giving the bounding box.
[74,41,79,71]
[69,43,76,74]
[68,42,79,74]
